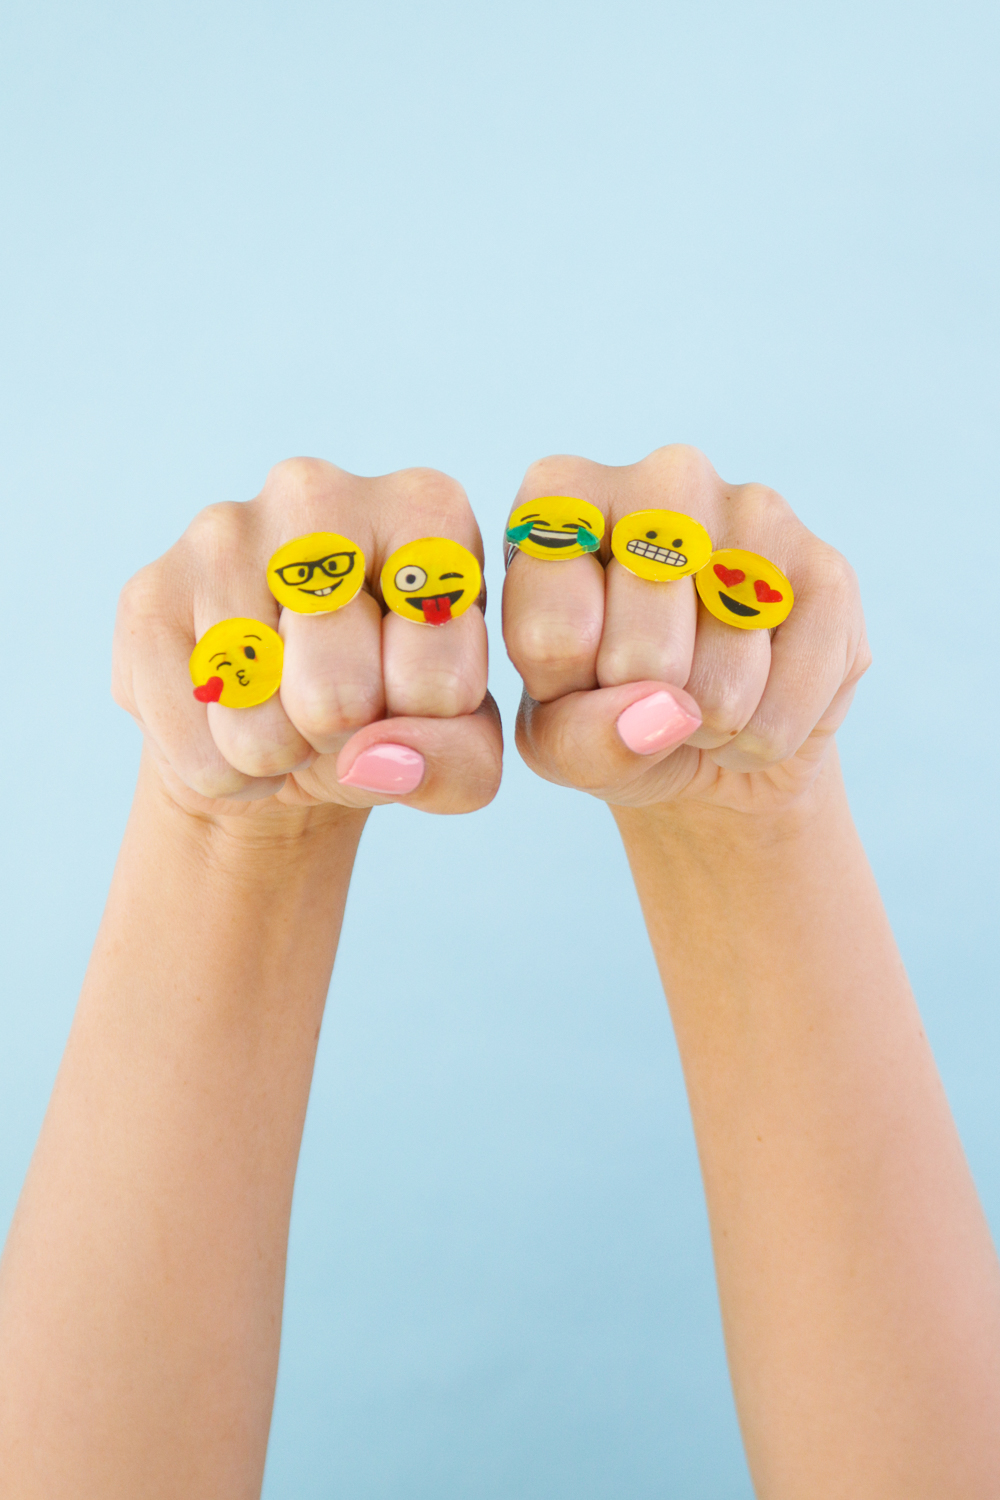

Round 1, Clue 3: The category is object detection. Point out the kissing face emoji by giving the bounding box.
[380,537,482,626]
[611,509,713,582]
[505,496,605,561]
[695,549,794,630]
[267,531,365,614]
[189,617,284,706]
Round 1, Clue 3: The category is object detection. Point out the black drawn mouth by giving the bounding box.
[299,580,343,596]
[627,539,687,567]
[530,527,578,548]
[718,593,760,618]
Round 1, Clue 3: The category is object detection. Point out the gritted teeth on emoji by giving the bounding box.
[379,538,482,625]
[267,531,366,614]
[695,549,794,630]
[610,509,713,582]
[505,496,606,561]
[189,618,284,706]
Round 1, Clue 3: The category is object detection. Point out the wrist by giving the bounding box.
[138,750,369,884]
[612,749,851,868]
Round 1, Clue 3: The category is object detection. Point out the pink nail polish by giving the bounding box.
[338,743,425,795]
[616,691,700,756]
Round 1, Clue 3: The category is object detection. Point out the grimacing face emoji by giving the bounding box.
[189,618,284,706]
[379,537,482,625]
[695,549,794,630]
[267,531,366,614]
[505,496,605,561]
[610,509,713,582]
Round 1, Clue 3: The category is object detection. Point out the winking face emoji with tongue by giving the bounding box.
[380,537,482,626]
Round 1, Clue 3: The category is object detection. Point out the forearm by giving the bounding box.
[614,753,1000,1499]
[0,754,367,1500]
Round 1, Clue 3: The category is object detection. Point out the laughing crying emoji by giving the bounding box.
[505,497,605,562]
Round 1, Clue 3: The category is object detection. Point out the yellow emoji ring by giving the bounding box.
[189,618,284,706]
[380,537,482,626]
[611,509,712,582]
[267,531,366,614]
[695,549,794,630]
[505,496,605,562]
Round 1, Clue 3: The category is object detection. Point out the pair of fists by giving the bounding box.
[113,445,869,820]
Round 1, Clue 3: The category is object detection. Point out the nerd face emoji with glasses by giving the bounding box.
[267,531,366,614]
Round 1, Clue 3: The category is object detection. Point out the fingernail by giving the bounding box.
[338,743,425,795]
[616,691,701,755]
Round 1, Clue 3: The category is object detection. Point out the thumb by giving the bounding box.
[516,680,703,807]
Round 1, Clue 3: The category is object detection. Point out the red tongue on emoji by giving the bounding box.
[421,595,453,625]
[193,676,224,703]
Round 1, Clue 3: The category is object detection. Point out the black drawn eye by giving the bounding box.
[395,566,428,592]
[243,646,256,660]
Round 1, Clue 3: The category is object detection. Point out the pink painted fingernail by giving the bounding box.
[338,743,425,795]
[616,691,701,755]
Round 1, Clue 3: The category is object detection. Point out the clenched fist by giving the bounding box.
[503,445,870,813]
[113,458,502,819]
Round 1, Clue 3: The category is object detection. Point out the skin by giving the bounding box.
[504,444,1000,1498]
[0,459,502,1499]
[0,445,997,1497]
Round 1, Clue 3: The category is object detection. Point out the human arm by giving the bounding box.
[503,445,1000,1498]
[0,459,502,1500]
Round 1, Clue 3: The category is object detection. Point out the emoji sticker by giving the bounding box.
[189,618,284,706]
[505,496,605,562]
[267,531,365,614]
[380,538,482,626]
[611,509,713,582]
[695,549,794,630]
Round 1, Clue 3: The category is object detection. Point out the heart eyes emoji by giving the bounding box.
[698,549,794,630]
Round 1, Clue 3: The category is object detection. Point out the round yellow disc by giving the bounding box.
[267,531,366,614]
[610,509,713,581]
[189,618,284,707]
[380,538,482,625]
[505,496,605,561]
[695,550,794,630]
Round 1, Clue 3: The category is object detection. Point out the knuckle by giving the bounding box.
[116,562,166,630]
[696,686,753,742]
[289,679,383,739]
[641,442,716,487]
[507,610,601,680]
[398,662,478,717]
[395,467,469,520]
[184,501,248,566]
[263,455,340,497]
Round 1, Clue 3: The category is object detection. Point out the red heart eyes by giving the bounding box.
[713,564,783,604]
[193,676,224,703]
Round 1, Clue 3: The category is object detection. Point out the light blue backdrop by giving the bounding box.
[1,2,998,1494]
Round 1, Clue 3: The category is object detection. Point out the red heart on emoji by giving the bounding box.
[754,579,783,604]
[714,564,746,588]
[193,676,224,703]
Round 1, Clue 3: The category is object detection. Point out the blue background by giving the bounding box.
[1,2,998,1494]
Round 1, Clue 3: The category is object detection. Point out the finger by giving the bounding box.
[502,552,604,702]
[596,565,698,687]
[113,563,285,802]
[306,692,504,814]
[373,469,488,719]
[382,604,488,718]
[710,548,869,772]
[516,679,702,807]
[682,603,773,750]
[186,507,314,780]
[279,590,385,753]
